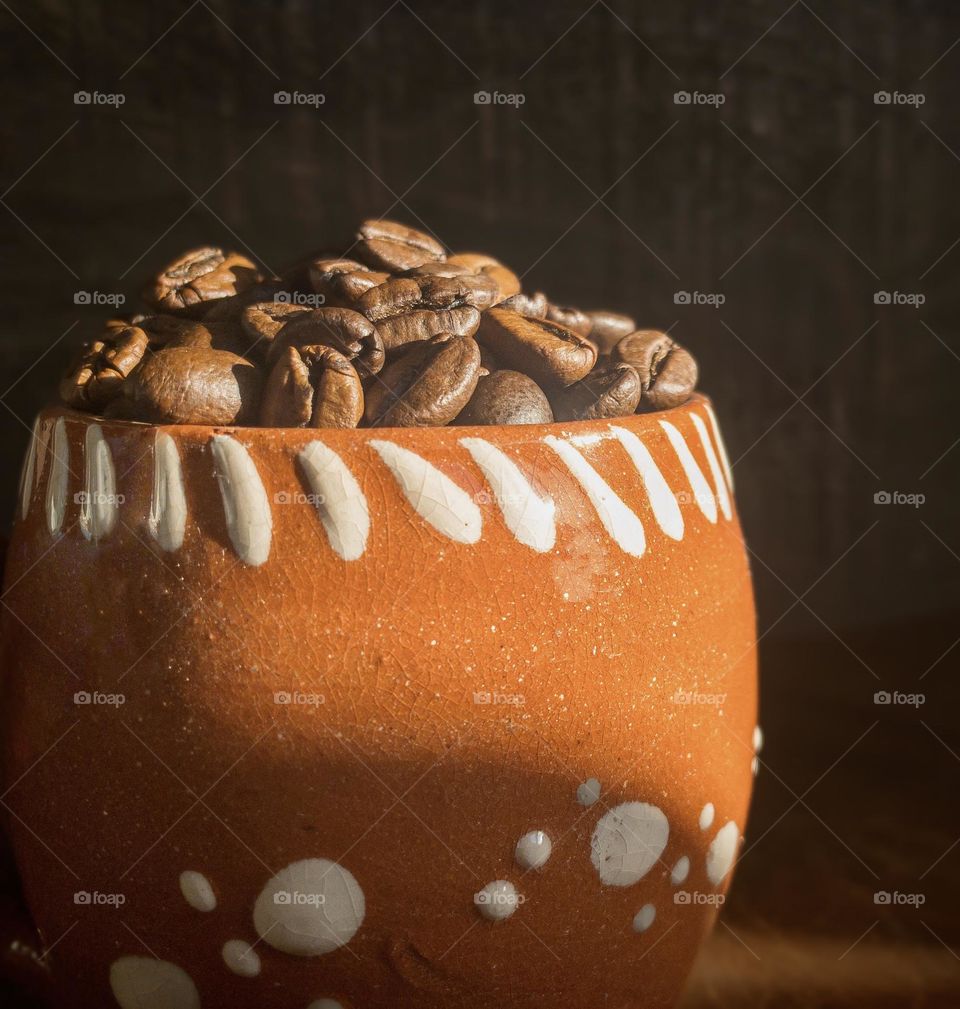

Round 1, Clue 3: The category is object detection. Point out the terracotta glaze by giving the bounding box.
[1,394,757,1008]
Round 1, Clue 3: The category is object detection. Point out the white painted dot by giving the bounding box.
[253,858,365,957]
[109,956,200,1009]
[475,880,520,921]
[591,802,669,887]
[706,821,740,886]
[222,939,260,978]
[670,856,690,885]
[751,756,759,776]
[699,803,715,830]
[515,831,552,870]
[307,1001,345,1009]
[576,778,601,806]
[179,870,216,912]
[753,725,764,752]
[632,903,656,933]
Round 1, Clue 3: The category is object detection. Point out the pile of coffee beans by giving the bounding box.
[61,220,698,428]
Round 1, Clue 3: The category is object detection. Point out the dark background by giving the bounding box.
[2,1,960,1004]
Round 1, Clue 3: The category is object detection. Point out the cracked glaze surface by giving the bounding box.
[2,394,757,1009]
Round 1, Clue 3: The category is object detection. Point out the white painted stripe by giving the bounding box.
[18,419,41,520]
[544,435,645,557]
[691,413,732,520]
[210,436,272,566]
[150,433,187,552]
[610,426,684,541]
[703,401,734,490]
[659,420,717,524]
[45,418,69,536]
[298,441,370,561]
[370,440,481,544]
[80,424,118,541]
[459,437,556,553]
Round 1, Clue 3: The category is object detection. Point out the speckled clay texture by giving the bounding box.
[1,394,757,1009]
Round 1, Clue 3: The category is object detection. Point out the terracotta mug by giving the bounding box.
[1,394,757,1009]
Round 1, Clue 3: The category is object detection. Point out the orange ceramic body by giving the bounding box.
[1,394,756,1009]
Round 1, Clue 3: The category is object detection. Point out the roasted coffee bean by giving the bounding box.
[123,346,261,425]
[500,291,548,318]
[268,307,385,376]
[260,345,363,429]
[143,247,260,313]
[357,277,422,321]
[362,274,487,315]
[308,258,389,306]
[612,329,698,410]
[548,362,641,421]
[60,314,220,412]
[62,223,700,428]
[365,334,481,427]
[60,325,150,410]
[355,219,446,272]
[409,270,499,310]
[381,307,481,351]
[586,310,637,354]
[240,301,312,351]
[358,276,481,351]
[477,308,597,387]
[410,253,520,309]
[456,370,553,426]
[545,303,592,337]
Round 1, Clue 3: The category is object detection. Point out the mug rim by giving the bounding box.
[42,391,716,441]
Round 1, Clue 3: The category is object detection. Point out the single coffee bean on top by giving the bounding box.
[59,220,700,427]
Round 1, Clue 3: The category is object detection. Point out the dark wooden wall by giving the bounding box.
[1,0,958,639]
